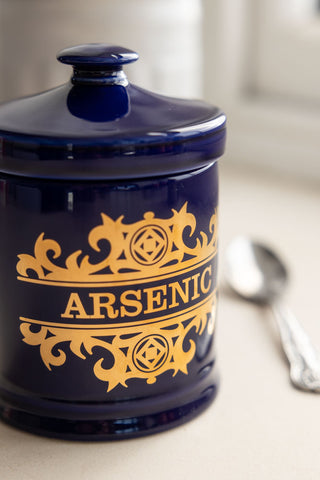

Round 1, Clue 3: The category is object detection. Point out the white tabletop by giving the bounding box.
[1,163,319,480]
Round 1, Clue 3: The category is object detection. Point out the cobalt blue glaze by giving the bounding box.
[0,43,226,179]
[0,45,225,440]
[57,43,140,67]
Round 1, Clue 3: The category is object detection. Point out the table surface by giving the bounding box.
[1,163,319,480]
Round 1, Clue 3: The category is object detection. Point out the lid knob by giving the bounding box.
[57,44,139,86]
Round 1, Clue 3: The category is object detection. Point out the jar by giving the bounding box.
[0,44,226,440]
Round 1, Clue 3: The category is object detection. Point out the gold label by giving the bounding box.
[16,203,217,392]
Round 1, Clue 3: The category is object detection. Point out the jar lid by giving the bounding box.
[0,44,226,180]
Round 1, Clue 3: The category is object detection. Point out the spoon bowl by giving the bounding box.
[224,236,320,393]
[225,236,288,303]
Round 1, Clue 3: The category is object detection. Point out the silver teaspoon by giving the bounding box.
[224,236,320,393]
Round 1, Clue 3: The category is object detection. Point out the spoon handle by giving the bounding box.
[271,301,320,392]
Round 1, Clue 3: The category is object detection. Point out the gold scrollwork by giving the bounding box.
[16,203,218,391]
[16,203,217,284]
[20,295,216,392]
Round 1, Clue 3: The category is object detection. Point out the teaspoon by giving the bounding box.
[224,236,320,392]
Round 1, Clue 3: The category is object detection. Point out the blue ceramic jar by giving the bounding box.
[0,44,226,439]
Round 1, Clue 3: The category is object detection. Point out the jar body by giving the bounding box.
[0,162,219,439]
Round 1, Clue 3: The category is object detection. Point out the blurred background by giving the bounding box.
[0,0,320,184]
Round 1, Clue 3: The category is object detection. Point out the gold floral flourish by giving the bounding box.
[20,294,216,392]
[16,203,217,283]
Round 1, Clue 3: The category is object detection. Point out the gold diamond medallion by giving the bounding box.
[133,334,169,372]
[130,225,168,265]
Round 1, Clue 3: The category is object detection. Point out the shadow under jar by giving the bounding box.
[0,44,226,440]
